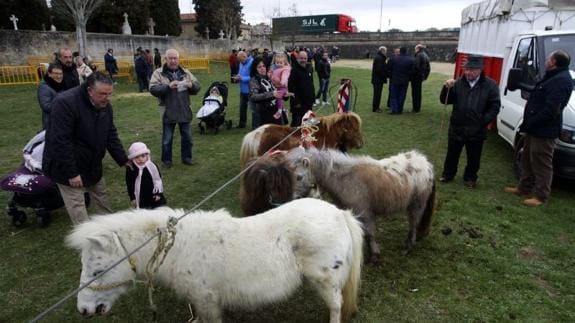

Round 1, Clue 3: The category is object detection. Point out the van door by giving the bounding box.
[498,36,540,145]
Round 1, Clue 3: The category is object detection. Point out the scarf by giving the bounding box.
[44,74,64,92]
[133,160,163,209]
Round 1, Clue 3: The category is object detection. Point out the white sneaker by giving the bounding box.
[322,101,329,106]
[315,99,320,105]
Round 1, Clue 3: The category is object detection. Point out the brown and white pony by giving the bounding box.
[239,152,316,216]
[239,112,364,168]
[287,147,436,265]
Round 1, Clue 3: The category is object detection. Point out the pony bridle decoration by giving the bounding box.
[86,232,137,292]
[300,111,320,149]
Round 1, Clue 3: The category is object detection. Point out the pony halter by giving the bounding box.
[86,233,138,292]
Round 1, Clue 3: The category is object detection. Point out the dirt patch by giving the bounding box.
[335,59,455,76]
[533,274,558,298]
[518,246,542,261]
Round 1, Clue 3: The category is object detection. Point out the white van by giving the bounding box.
[455,0,575,178]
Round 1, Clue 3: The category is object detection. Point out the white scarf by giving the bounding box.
[134,160,163,209]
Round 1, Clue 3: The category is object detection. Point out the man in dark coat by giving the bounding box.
[288,50,315,127]
[439,55,501,188]
[134,49,149,92]
[387,47,414,114]
[410,44,431,113]
[154,48,162,69]
[57,48,80,90]
[315,52,331,106]
[42,72,129,224]
[505,50,573,206]
[371,46,388,112]
[104,48,118,83]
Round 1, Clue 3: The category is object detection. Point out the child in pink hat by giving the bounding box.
[125,142,166,209]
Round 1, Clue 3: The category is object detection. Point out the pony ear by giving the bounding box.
[86,236,108,251]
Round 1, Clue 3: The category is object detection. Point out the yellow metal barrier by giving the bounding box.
[0,66,40,85]
[92,61,134,82]
[179,58,210,73]
[27,56,52,67]
[116,62,133,82]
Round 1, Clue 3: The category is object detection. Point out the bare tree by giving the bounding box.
[217,7,236,40]
[287,3,298,17]
[51,0,104,56]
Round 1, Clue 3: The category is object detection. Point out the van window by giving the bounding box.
[542,34,575,72]
[513,37,538,85]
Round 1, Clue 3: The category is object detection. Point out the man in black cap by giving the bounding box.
[505,50,573,206]
[438,55,501,188]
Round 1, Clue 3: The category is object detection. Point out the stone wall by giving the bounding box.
[0,29,459,65]
[0,30,279,65]
[278,31,459,62]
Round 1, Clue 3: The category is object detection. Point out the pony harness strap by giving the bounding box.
[300,110,320,148]
[86,233,137,292]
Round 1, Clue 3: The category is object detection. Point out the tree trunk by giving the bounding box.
[76,22,87,57]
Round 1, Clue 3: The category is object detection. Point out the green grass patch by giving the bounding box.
[0,62,574,322]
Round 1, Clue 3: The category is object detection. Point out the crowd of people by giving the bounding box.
[370,44,431,114]
[29,43,572,226]
[227,45,341,129]
[35,47,198,225]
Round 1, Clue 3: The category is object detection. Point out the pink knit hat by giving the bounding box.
[128,142,151,159]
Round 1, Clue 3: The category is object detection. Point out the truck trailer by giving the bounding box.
[455,0,575,179]
[272,14,358,35]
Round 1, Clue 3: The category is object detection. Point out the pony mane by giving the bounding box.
[240,153,295,215]
[319,112,362,132]
[66,208,185,251]
[289,148,432,180]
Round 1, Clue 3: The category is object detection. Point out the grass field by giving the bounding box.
[0,62,574,322]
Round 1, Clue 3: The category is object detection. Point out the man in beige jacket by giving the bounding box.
[150,49,201,168]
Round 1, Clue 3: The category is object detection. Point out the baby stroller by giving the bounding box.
[0,131,63,227]
[196,81,233,134]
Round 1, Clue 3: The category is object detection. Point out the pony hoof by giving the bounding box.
[366,256,380,266]
[402,245,414,256]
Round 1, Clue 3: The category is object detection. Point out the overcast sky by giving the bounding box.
[178,0,480,31]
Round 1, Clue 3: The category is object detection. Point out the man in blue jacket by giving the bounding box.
[387,47,414,114]
[233,51,253,128]
[505,50,573,206]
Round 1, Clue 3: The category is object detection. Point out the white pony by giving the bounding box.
[67,198,363,322]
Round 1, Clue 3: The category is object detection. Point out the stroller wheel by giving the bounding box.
[36,209,51,227]
[199,124,206,134]
[8,208,27,227]
[226,120,233,130]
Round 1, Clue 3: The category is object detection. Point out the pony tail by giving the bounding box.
[341,210,363,321]
[416,181,436,240]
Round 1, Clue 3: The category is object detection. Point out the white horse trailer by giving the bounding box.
[455,0,575,178]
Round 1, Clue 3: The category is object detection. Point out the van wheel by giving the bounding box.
[513,135,525,179]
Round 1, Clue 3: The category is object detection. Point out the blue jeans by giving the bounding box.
[162,122,192,163]
[316,78,330,102]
